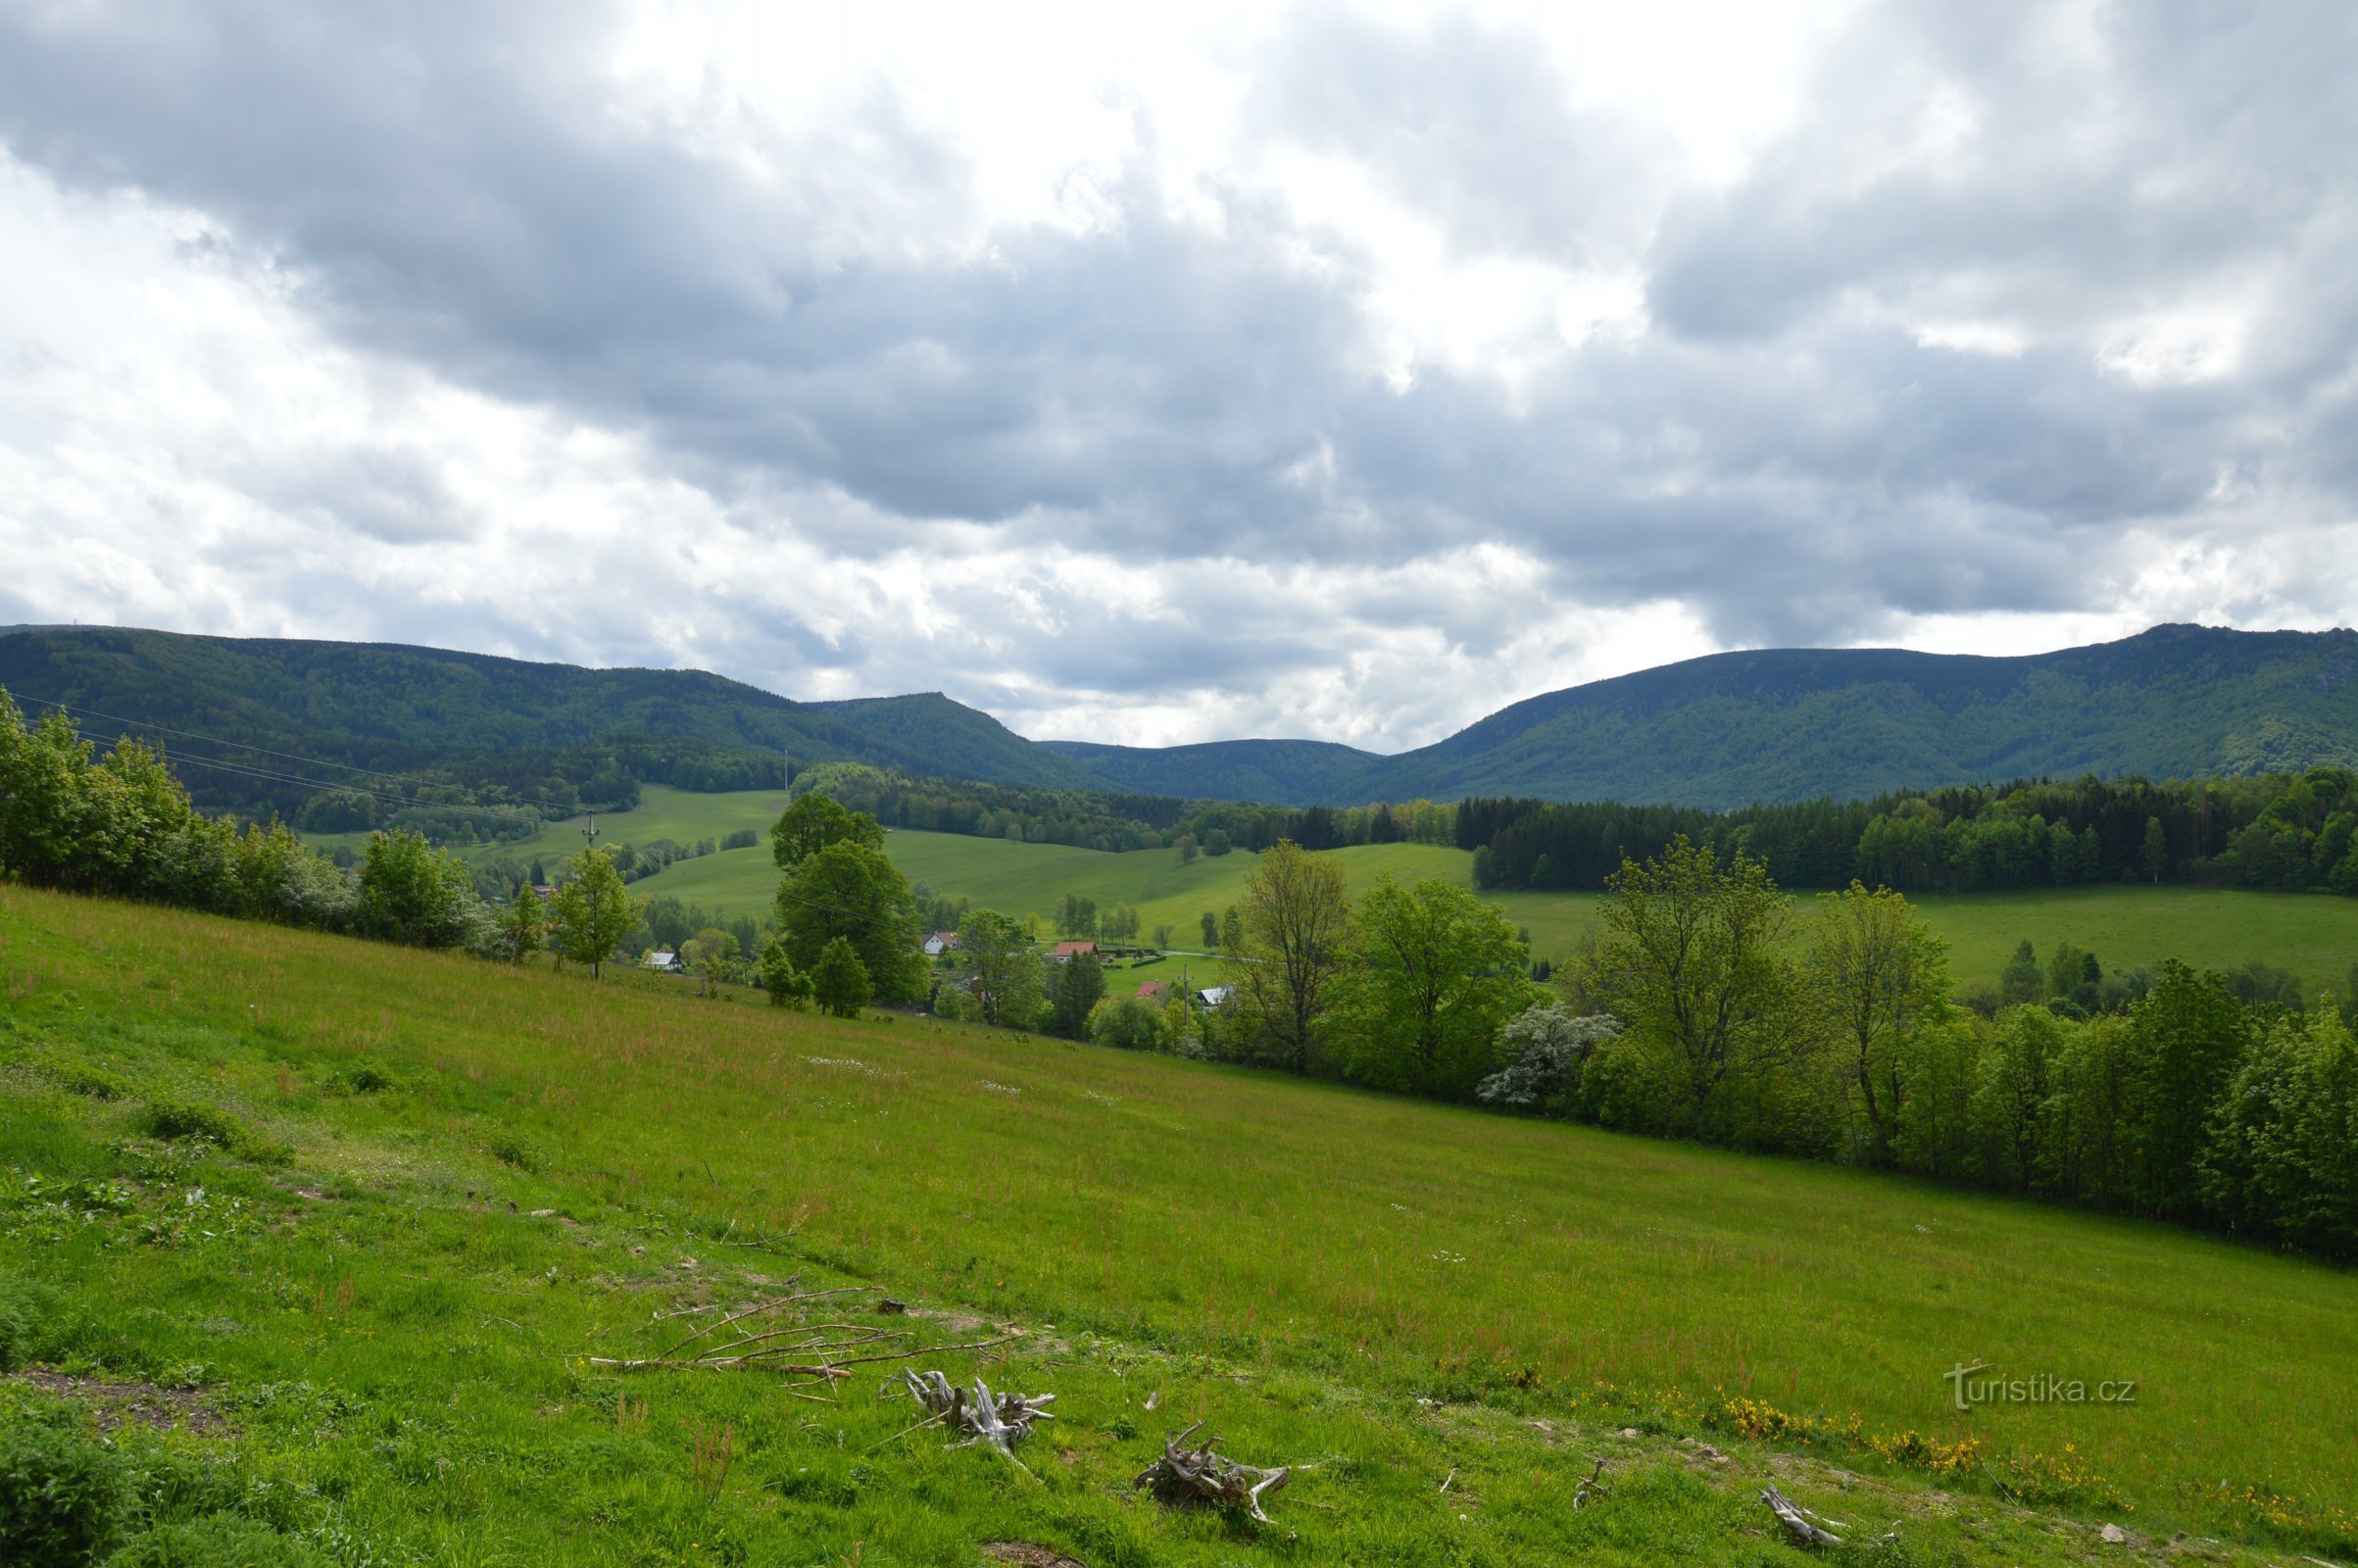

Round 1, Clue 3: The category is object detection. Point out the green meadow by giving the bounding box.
[3,885,2353,1564]
[317,785,2358,993]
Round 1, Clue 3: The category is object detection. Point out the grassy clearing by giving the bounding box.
[302,785,791,871]
[1,886,2352,1565]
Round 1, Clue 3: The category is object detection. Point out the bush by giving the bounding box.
[0,1271,66,1372]
[487,1131,547,1173]
[135,1101,246,1149]
[0,1422,127,1565]
[336,1062,396,1095]
[37,1061,131,1101]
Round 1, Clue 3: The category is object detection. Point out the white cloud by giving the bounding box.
[1,1,2354,753]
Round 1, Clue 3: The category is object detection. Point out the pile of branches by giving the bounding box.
[1135,1422,1292,1522]
[899,1369,1056,1457]
[588,1282,1010,1394]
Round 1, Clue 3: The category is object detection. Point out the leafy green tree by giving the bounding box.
[500,883,546,963]
[957,908,1046,1027]
[1583,836,1800,1134]
[2122,961,2255,1221]
[683,928,740,997]
[1970,1004,2066,1192]
[1333,877,1534,1097]
[1804,883,1950,1166]
[1200,910,1218,948]
[759,938,812,1008]
[772,840,924,1003]
[2202,1008,2358,1254]
[1175,833,1198,863]
[1048,951,1105,1039]
[1203,828,1232,857]
[358,830,479,947]
[1090,996,1166,1052]
[1219,907,1243,956]
[1230,841,1351,1075]
[551,847,640,978]
[769,791,884,872]
[1998,939,2044,1004]
[811,936,873,1018]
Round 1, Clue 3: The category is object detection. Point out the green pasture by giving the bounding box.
[1,886,2352,1563]
[302,784,789,869]
[309,787,2358,996]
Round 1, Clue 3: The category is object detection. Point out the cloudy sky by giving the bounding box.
[2,1,2352,750]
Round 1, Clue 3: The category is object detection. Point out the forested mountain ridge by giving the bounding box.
[6,621,2354,821]
[0,626,1101,823]
[1052,624,2358,808]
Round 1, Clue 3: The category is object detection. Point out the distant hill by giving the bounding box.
[0,626,1101,820]
[1050,625,2358,808]
[7,621,2355,820]
[1038,737,1378,807]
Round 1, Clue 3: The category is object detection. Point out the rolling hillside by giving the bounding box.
[4,884,2354,1561]
[1049,623,2358,807]
[0,625,1103,818]
[10,621,2358,818]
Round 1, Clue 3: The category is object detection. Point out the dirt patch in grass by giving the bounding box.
[979,1544,1087,1568]
[14,1369,229,1436]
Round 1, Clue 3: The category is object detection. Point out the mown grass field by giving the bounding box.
[2,886,2353,1564]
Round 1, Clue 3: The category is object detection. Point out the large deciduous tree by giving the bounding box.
[769,790,885,872]
[550,847,639,978]
[1230,840,1351,1075]
[1804,883,1950,1167]
[1584,835,1800,1135]
[1334,876,1534,1098]
[772,840,924,1003]
[957,908,1045,1028]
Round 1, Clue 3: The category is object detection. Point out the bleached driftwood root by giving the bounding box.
[899,1369,1056,1456]
[1135,1422,1292,1522]
[1759,1486,1894,1550]
[1572,1456,1611,1510]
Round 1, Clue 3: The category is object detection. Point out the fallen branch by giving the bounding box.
[587,1286,1018,1389]
[1135,1422,1293,1522]
[1758,1486,1895,1550]
[1760,1485,1845,1547]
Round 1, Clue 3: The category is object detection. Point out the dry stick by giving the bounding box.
[641,1291,884,1363]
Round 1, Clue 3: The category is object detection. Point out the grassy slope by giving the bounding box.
[2,887,2353,1566]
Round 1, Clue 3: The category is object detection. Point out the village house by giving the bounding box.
[1052,940,1097,962]
[922,931,960,957]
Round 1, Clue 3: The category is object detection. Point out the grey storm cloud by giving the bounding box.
[0,0,2352,735]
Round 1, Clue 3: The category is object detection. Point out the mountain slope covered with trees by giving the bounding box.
[0,625,1102,826]
[1049,623,2358,807]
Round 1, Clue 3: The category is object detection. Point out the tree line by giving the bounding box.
[1461,768,2358,896]
[0,690,644,976]
[1098,827,2358,1261]
[796,761,1459,858]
